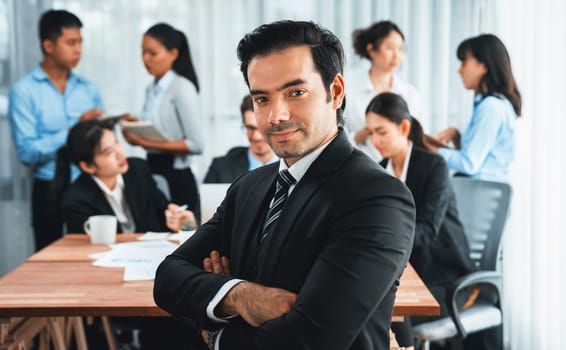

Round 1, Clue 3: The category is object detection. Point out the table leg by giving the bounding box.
[4,318,48,350]
[69,317,87,350]
[46,317,66,350]
[39,327,50,350]
[101,317,117,350]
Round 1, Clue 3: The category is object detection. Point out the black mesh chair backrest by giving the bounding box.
[450,178,512,271]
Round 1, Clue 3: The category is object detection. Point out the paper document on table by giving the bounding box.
[138,232,171,240]
[168,230,196,244]
[124,265,158,281]
[91,240,177,280]
[90,251,111,260]
[108,240,177,252]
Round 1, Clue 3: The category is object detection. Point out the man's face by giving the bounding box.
[44,27,83,69]
[248,45,344,166]
[243,110,272,157]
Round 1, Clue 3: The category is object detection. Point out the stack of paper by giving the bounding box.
[138,230,197,244]
[90,240,178,281]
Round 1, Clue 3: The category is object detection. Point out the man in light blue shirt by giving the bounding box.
[8,9,104,250]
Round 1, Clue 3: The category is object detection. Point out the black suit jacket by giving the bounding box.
[61,158,169,233]
[154,131,416,350]
[204,147,249,183]
[381,147,476,288]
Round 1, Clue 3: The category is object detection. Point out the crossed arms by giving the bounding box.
[153,175,415,349]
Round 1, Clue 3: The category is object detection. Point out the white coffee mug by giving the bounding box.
[83,215,117,244]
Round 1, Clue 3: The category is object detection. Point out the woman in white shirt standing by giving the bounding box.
[123,23,204,223]
[347,21,425,161]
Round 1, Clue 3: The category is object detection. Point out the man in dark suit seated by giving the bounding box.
[204,95,278,183]
[154,20,416,350]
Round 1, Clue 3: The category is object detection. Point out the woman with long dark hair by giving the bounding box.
[430,34,522,182]
[347,20,425,161]
[366,93,476,349]
[123,23,204,222]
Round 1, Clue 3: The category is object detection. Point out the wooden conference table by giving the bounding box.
[0,234,439,349]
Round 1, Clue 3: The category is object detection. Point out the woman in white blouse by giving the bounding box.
[123,23,204,223]
[347,21,425,161]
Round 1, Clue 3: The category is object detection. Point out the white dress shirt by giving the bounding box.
[141,70,176,134]
[345,68,425,162]
[384,142,413,183]
[91,174,136,232]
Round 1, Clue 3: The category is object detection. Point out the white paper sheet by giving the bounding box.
[123,264,159,281]
[168,230,196,244]
[138,232,171,240]
[90,240,178,280]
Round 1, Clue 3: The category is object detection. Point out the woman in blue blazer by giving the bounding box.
[123,23,204,223]
[365,93,476,349]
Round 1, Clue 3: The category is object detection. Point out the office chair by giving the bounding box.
[412,177,512,350]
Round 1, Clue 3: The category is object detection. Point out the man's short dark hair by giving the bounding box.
[237,20,346,126]
[39,9,82,51]
[240,95,254,123]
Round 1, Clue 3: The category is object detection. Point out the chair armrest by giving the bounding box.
[447,270,502,338]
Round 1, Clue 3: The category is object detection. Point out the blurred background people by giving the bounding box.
[123,23,204,223]
[428,34,522,182]
[365,93,476,350]
[347,20,425,161]
[8,9,104,251]
[53,120,195,233]
[204,95,277,183]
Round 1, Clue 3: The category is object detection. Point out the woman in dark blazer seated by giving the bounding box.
[365,93,476,349]
[53,120,202,349]
[53,120,195,234]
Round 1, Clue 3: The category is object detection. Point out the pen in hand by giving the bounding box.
[165,204,188,217]
[176,204,188,212]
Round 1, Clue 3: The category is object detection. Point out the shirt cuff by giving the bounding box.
[206,279,245,323]
[214,328,225,350]
[184,139,203,154]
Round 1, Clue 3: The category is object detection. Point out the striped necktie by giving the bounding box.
[260,169,296,242]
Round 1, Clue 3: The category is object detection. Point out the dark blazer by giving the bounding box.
[203,147,249,184]
[154,130,416,350]
[61,158,169,233]
[381,147,476,288]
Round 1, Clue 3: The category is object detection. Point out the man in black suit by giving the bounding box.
[154,21,415,350]
[204,95,277,183]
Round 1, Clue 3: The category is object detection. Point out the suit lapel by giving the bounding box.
[404,148,418,191]
[381,148,419,191]
[256,130,354,283]
[80,175,120,228]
